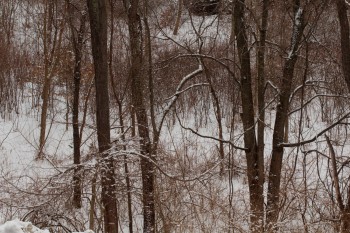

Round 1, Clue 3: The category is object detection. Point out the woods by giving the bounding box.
[2,0,350,232]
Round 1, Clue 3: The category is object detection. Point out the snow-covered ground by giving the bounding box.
[0,219,93,233]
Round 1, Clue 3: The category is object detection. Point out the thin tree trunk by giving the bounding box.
[90,171,97,231]
[87,0,118,232]
[125,0,155,231]
[325,135,350,232]
[144,13,157,143]
[173,0,183,35]
[257,0,269,186]
[266,3,304,231]
[233,0,264,231]
[335,2,350,230]
[67,3,87,208]
[203,63,225,175]
[38,0,63,159]
[108,1,133,230]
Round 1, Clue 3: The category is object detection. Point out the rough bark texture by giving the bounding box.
[336,1,350,230]
[233,0,264,231]
[266,4,304,231]
[336,0,350,91]
[86,0,118,232]
[126,0,156,232]
[68,5,86,209]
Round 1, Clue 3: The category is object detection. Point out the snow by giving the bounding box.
[0,219,94,233]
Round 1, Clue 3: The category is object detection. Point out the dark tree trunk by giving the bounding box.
[233,0,264,231]
[336,1,350,230]
[67,2,87,209]
[336,0,350,91]
[125,0,156,232]
[266,3,304,231]
[86,0,118,232]
[108,0,134,231]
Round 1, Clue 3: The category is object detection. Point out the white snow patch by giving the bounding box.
[0,219,94,233]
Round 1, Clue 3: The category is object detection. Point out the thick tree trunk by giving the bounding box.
[233,1,264,231]
[335,3,350,230]
[266,4,304,231]
[86,0,118,232]
[336,0,350,91]
[125,0,156,232]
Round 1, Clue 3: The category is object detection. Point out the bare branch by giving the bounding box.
[280,111,350,147]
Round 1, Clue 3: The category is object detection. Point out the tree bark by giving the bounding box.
[336,2,350,230]
[173,0,183,35]
[266,3,304,231]
[38,0,63,159]
[336,0,350,91]
[257,0,269,186]
[86,0,118,232]
[125,0,156,232]
[108,0,133,231]
[233,0,264,231]
[67,1,87,209]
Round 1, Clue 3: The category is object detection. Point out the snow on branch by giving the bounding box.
[287,7,304,59]
[156,65,204,136]
[346,0,350,7]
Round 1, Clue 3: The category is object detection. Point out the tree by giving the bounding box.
[38,0,65,159]
[335,0,350,230]
[66,0,87,209]
[233,0,264,231]
[86,0,118,232]
[266,1,305,231]
[124,0,156,231]
[336,0,350,91]
[234,0,307,231]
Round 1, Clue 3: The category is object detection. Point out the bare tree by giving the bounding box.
[335,0,350,230]
[266,1,305,230]
[86,0,118,232]
[124,0,155,231]
[66,0,87,209]
[233,0,264,231]
[38,0,65,159]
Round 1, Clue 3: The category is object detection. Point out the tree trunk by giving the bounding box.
[203,64,225,175]
[266,3,304,231]
[108,1,134,231]
[336,0,350,91]
[173,0,183,35]
[233,1,264,231]
[38,0,63,159]
[336,3,350,230]
[67,5,87,208]
[86,0,118,232]
[125,0,156,231]
[257,0,269,186]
